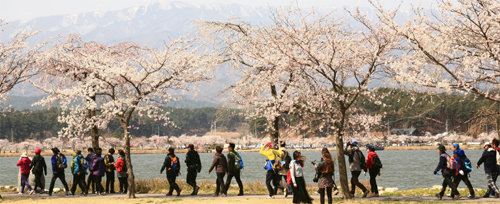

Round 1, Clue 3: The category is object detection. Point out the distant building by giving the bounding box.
[390,128,422,136]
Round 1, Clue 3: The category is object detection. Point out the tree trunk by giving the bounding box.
[497,103,500,140]
[121,120,136,198]
[270,84,280,147]
[335,110,352,199]
[88,95,99,149]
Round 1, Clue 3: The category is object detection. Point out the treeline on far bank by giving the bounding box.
[0,88,496,142]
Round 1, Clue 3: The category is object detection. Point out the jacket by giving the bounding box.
[278,149,292,175]
[51,154,67,174]
[17,157,31,175]
[161,153,181,176]
[434,153,451,174]
[453,149,468,171]
[115,156,127,178]
[185,150,201,172]
[92,156,105,176]
[290,160,303,185]
[30,155,47,175]
[344,146,366,172]
[227,150,241,173]
[104,154,115,172]
[477,148,498,173]
[209,152,228,174]
[73,154,86,175]
[259,146,282,171]
[366,151,378,169]
[85,152,95,171]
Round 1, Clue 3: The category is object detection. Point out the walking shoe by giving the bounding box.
[362,190,369,198]
[452,194,460,200]
[222,193,227,197]
[213,193,219,197]
[495,193,500,198]
[333,188,339,195]
[177,189,181,197]
[29,190,35,195]
[284,190,288,198]
[370,193,379,197]
[238,192,244,196]
[166,193,172,196]
[468,195,475,199]
[18,192,23,195]
[482,194,489,198]
[194,186,200,195]
[435,193,442,200]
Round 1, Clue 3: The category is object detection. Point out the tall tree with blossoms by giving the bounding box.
[202,9,395,199]
[371,0,500,138]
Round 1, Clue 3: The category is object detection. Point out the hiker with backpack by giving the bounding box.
[314,148,336,204]
[259,142,282,198]
[161,147,181,196]
[17,152,34,195]
[48,148,70,196]
[290,151,312,204]
[365,145,382,197]
[91,148,106,195]
[225,143,244,196]
[104,148,116,194]
[278,141,292,197]
[114,149,128,194]
[85,148,96,194]
[30,148,46,193]
[208,145,228,197]
[344,140,369,198]
[477,142,500,198]
[434,144,460,200]
[70,150,87,196]
[488,139,500,198]
[451,144,475,199]
[185,144,201,195]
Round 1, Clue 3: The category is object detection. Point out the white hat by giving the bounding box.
[21,152,28,158]
[484,142,491,147]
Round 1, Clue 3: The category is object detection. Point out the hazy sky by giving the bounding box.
[1,0,436,21]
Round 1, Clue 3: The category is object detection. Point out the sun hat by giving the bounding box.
[21,152,28,158]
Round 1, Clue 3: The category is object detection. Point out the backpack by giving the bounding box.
[357,151,366,170]
[445,154,457,170]
[168,155,179,172]
[282,150,292,169]
[56,154,67,169]
[272,151,283,171]
[286,170,292,185]
[231,151,244,170]
[372,155,383,169]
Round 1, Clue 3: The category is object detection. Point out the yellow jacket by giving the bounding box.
[259,145,282,161]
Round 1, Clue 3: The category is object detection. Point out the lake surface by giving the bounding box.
[0,149,492,190]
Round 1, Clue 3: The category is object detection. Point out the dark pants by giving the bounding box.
[118,176,128,193]
[265,170,280,196]
[439,169,459,197]
[167,173,180,195]
[33,171,44,192]
[20,174,32,193]
[215,172,227,195]
[94,175,104,194]
[225,171,243,194]
[281,175,292,193]
[71,173,87,194]
[350,171,367,195]
[48,172,69,195]
[369,168,379,194]
[186,169,198,190]
[87,173,95,193]
[105,171,115,193]
[453,172,474,196]
[319,187,332,204]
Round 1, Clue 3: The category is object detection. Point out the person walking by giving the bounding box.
[451,144,475,199]
[161,147,181,196]
[185,144,201,195]
[314,148,335,204]
[434,144,460,200]
[344,140,369,197]
[278,141,292,197]
[85,148,96,194]
[365,145,382,197]
[290,151,312,204]
[30,148,46,193]
[260,142,282,198]
[114,149,128,194]
[104,148,116,194]
[91,148,105,195]
[477,142,500,198]
[48,148,70,196]
[208,145,228,197]
[17,152,34,195]
[70,150,87,195]
[488,139,500,197]
[225,143,244,196]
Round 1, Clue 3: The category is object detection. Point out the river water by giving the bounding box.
[0,149,492,190]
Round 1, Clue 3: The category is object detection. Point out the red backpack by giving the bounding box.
[286,170,292,185]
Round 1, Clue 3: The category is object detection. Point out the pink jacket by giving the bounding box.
[17,157,32,175]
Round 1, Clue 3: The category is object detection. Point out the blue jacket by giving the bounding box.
[51,154,67,174]
[85,152,95,170]
[434,153,448,173]
[73,154,86,175]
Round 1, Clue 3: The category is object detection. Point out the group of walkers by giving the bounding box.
[14,138,500,203]
[434,139,500,200]
[16,147,128,196]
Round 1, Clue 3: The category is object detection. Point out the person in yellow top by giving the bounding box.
[260,142,284,198]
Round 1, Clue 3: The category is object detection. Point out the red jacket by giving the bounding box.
[115,157,125,172]
[17,157,32,175]
[366,151,378,169]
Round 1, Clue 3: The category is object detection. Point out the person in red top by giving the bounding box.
[17,152,34,195]
[114,149,128,194]
[365,145,381,197]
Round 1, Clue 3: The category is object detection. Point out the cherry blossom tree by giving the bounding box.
[0,139,10,153]
[371,0,500,139]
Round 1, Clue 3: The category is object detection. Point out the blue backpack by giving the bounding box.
[231,152,244,169]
